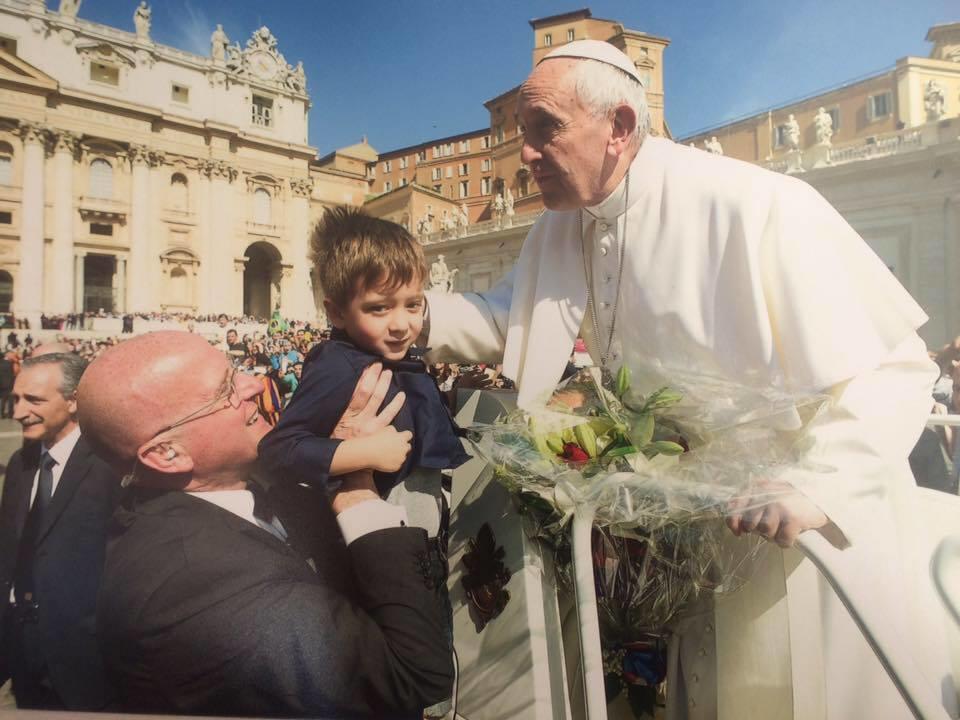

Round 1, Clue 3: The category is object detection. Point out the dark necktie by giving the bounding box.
[14,452,56,602]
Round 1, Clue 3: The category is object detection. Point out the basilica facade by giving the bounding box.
[0,0,368,325]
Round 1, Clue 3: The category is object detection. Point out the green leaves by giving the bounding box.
[616,365,631,399]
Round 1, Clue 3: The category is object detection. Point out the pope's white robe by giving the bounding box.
[428,137,955,719]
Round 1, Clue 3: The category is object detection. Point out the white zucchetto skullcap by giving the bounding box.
[539,39,643,84]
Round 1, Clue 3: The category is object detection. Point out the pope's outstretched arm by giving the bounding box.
[424,267,514,364]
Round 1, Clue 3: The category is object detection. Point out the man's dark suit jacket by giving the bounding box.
[0,435,119,709]
[98,482,454,718]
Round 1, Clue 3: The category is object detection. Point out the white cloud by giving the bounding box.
[171,0,212,56]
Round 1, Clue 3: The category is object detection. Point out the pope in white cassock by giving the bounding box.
[425,40,956,719]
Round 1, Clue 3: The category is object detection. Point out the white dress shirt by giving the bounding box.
[29,424,81,507]
[189,488,408,546]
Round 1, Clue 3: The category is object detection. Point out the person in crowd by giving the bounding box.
[76,331,453,717]
[422,39,945,719]
[0,353,119,710]
[0,351,13,420]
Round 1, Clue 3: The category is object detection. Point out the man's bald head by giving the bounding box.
[77,332,213,472]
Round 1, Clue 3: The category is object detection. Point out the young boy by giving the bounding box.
[258,206,470,539]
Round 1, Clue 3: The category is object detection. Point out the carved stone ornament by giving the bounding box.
[52,130,80,155]
[17,121,48,146]
[199,159,238,182]
[219,26,307,95]
[461,522,511,632]
[129,144,163,167]
[289,177,313,198]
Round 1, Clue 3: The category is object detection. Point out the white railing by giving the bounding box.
[828,129,924,166]
[419,209,542,245]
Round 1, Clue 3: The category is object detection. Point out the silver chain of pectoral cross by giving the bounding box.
[579,172,629,369]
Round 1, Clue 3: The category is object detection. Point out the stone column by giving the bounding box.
[287,177,315,321]
[74,251,86,312]
[196,162,214,314]
[16,122,47,328]
[209,161,237,314]
[51,130,78,314]
[115,255,127,312]
[127,144,156,313]
[233,255,247,317]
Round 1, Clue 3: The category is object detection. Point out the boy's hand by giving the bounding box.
[364,426,413,473]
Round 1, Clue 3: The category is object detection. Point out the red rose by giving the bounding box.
[560,442,590,465]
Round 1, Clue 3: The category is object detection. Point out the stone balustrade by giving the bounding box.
[419,209,542,245]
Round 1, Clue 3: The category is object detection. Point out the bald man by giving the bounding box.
[78,332,453,718]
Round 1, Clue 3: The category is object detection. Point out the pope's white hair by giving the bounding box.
[565,58,650,143]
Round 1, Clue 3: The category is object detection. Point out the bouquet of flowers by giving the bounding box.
[467,363,831,707]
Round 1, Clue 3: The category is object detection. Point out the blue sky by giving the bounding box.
[80,0,954,155]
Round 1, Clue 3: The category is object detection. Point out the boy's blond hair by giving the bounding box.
[311,206,427,308]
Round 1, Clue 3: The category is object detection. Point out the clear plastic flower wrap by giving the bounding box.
[467,365,833,646]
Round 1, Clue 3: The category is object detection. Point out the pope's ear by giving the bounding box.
[137,441,194,475]
[324,299,346,329]
[609,104,638,155]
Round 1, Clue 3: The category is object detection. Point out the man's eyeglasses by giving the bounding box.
[151,365,243,439]
[122,364,245,488]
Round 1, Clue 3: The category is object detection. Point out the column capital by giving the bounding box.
[234,256,247,273]
[16,121,49,147]
[199,159,237,182]
[52,129,80,156]
[129,143,163,168]
[289,177,313,199]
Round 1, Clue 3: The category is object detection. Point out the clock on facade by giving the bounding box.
[248,50,278,81]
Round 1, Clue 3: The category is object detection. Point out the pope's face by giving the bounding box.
[518,59,614,211]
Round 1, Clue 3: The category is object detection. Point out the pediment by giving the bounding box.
[75,41,137,68]
[0,49,58,91]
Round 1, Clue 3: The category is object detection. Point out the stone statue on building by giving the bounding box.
[814,107,833,146]
[285,61,306,93]
[504,187,516,227]
[58,0,81,18]
[225,42,243,72]
[493,192,505,227]
[704,136,723,155]
[133,1,151,41]
[441,211,457,237]
[457,203,469,236]
[925,80,946,120]
[429,254,457,293]
[785,114,800,150]
[210,24,229,62]
[416,215,433,237]
[134,1,151,40]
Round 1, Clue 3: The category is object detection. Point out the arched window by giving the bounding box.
[89,159,113,199]
[0,141,13,186]
[170,173,188,210]
[253,187,271,225]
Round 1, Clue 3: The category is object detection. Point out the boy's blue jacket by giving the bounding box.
[258,331,470,495]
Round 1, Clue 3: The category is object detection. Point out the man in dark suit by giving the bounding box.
[0,353,119,709]
[77,331,453,718]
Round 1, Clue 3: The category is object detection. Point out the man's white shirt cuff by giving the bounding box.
[336,499,409,546]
